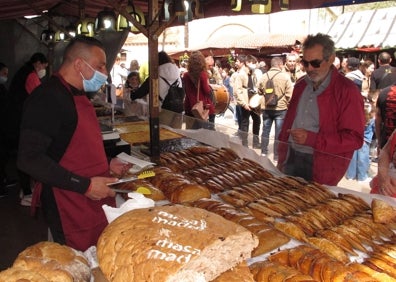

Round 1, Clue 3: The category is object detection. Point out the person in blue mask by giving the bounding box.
[17,36,130,251]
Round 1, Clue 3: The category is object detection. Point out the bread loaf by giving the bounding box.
[0,241,90,282]
[211,261,254,282]
[170,183,211,203]
[0,266,54,282]
[371,198,396,224]
[97,205,258,282]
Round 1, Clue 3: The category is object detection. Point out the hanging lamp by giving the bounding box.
[77,18,95,36]
[174,0,186,16]
[250,0,271,14]
[280,0,289,10]
[95,7,117,32]
[40,29,54,43]
[54,30,65,41]
[231,0,242,12]
[117,0,146,34]
[76,0,94,37]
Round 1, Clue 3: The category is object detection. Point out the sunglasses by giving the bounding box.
[301,59,324,68]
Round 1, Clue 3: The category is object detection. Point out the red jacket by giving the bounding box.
[278,67,365,186]
[183,71,215,115]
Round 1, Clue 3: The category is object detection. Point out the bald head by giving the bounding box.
[59,36,107,90]
[378,52,392,65]
[271,57,284,68]
[62,36,106,65]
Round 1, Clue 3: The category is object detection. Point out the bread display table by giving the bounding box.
[92,132,396,281]
[2,123,396,281]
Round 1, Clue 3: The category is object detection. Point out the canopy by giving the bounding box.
[0,0,385,22]
[0,0,386,158]
[169,33,306,59]
[327,6,396,50]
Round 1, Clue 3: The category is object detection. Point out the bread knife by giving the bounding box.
[107,176,140,186]
[107,170,155,186]
[110,187,152,194]
[109,188,132,193]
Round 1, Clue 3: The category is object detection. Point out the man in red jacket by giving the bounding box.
[277,33,365,186]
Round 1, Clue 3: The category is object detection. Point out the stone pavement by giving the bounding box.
[214,106,374,194]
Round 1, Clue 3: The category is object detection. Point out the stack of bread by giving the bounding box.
[250,244,396,281]
[153,146,396,281]
[97,205,258,282]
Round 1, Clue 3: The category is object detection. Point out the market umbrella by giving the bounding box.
[169,33,306,59]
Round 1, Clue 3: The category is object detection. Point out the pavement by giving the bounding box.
[214,104,374,194]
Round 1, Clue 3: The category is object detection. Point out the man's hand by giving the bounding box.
[243,104,251,111]
[288,128,308,145]
[85,176,117,200]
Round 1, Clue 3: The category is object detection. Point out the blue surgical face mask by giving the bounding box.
[80,60,108,92]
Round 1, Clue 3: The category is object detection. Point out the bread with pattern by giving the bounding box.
[97,205,258,282]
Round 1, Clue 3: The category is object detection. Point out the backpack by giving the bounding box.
[264,71,282,107]
[160,76,185,113]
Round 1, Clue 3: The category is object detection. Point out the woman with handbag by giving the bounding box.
[182,51,215,129]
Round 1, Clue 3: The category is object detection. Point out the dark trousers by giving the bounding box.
[239,106,261,147]
[235,105,242,129]
[283,148,313,181]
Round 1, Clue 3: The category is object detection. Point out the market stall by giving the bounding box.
[1,110,396,281]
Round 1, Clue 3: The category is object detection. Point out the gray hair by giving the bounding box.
[271,57,284,68]
[302,33,335,60]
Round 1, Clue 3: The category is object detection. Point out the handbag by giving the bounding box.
[160,76,185,113]
[191,80,209,120]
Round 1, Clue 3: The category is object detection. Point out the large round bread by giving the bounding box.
[97,205,258,282]
[0,241,90,282]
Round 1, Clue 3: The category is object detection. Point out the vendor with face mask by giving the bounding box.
[25,53,49,94]
[17,36,130,251]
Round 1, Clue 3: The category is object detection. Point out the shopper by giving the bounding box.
[183,51,215,129]
[277,33,365,186]
[370,129,396,198]
[258,56,293,160]
[7,52,48,206]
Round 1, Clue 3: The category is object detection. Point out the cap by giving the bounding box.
[347,57,360,69]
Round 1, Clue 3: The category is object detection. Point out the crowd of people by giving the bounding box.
[109,40,396,194]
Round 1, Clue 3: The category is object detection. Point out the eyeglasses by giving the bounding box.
[301,59,324,68]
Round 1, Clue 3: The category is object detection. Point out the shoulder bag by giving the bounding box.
[191,79,209,120]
